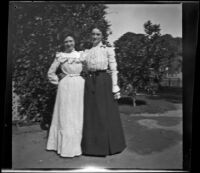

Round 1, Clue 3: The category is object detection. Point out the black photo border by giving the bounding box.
[2,1,199,172]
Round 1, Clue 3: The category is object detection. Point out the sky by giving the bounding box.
[105,4,182,44]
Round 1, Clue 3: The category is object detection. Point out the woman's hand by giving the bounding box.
[113,91,121,100]
[58,73,66,81]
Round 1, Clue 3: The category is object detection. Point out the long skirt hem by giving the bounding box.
[47,125,82,157]
[82,146,126,157]
[46,149,82,158]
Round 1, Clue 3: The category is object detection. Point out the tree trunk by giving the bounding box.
[132,90,136,107]
[132,96,136,107]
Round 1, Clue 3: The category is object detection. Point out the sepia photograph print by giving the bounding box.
[2,1,198,172]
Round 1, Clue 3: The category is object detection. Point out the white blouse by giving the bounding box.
[47,50,82,85]
[80,42,120,93]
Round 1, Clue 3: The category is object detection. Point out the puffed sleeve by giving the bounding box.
[79,50,87,62]
[79,50,88,73]
[47,53,61,85]
[107,47,120,93]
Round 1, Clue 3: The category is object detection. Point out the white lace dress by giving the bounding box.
[46,50,85,157]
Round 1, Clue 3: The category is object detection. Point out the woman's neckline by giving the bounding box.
[63,49,76,53]
[92,42,103,48]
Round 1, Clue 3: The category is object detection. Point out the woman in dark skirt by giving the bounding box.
[81,27,126,156]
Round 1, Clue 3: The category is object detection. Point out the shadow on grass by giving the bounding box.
[119,95,178,115]
[118,97,147,106]
[146,94,182,104]
[122,115,182,155]
[146,87,182,104]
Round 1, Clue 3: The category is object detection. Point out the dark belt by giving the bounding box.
[88,70,107,76]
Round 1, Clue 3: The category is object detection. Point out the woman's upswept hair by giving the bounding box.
[91,25,107,37]
[91,24,111,46]
[57,28,77,51]
[59,29,76,43]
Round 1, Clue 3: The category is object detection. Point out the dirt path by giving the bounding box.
[12,105,182,169]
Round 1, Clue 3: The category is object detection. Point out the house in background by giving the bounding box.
[161,71,182,87]
[160,55,182,88]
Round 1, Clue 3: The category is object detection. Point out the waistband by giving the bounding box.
[65,73,80,77]
[88,70,107,75]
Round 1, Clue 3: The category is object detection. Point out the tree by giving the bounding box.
[114,32,146,92]
[114,20,182,95]
[11,2,110,124]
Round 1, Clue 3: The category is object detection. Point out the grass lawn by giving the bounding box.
[118,94,181,115]
[14,89,182,127]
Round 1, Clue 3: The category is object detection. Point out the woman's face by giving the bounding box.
[91,28,103,45]
[63,36,75,52]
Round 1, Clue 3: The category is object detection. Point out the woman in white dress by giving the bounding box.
[46,33,85,157]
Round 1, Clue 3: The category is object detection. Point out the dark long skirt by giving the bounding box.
[81,71,126,156]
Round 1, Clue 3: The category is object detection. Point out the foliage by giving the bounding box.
[11,2,110,123]
[114,20,182,95]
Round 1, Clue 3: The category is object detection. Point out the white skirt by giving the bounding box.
[46,75,85,157]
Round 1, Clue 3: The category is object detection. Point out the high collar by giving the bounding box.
[63,48,75,53]
[93,41,103,48]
